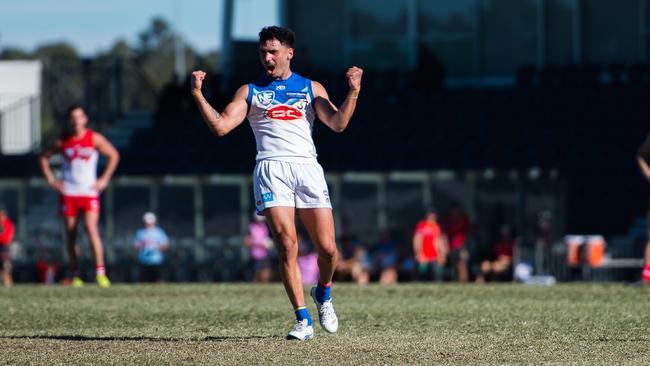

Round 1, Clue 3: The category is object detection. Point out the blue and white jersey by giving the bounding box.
[247,73,318,163]
[133,227,169,266]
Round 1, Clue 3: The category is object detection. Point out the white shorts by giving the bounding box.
[253,160,331,213]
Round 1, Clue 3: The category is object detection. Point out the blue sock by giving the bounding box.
[295,306,312,325]
[315,282,332,303]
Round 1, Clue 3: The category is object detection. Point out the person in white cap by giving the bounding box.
[133,212,169,282]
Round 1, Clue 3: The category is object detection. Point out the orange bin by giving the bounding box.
[565,235,583,267]
[586,236,606,268]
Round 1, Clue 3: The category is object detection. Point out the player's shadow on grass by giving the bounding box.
[0,335,271,342]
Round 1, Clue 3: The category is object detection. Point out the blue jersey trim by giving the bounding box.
[246,83,254,105]
[306,78,315,102]
[249,73,313,101]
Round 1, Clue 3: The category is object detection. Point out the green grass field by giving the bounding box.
[0,283,649,365]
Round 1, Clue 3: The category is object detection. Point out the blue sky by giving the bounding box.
[0,0,279,56]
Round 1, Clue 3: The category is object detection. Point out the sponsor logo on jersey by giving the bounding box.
[261,192,274,202]
[64,145,95,161]
[286,92,306,98]
[265,105,303,121]
[257,91,275,106]
[275,85,286,90]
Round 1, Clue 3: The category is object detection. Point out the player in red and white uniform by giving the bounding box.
[191,26,362,340]
[637,133,650,283]
[39,104,119,287]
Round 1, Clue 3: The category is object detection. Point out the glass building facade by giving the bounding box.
[283,0,650,80]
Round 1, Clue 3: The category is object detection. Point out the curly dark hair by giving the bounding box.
[66,103,85,117]
[258,26,295,48]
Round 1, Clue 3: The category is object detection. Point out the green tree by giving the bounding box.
[0,47,33,60]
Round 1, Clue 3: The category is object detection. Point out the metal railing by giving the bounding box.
[0,169,566,282]
[0,95,41,154]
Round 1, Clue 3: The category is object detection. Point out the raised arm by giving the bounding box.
[93,132,120,193]
[638,133,650,182]
[312,66,363,133]
[191,70,249,137]
[39,140,64,194]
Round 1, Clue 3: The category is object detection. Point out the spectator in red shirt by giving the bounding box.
[443,203,471,282]
[476,225,517,283]
[413,208,448,282]
[0,207,16,287]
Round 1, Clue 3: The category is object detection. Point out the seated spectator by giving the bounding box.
[476,225,517,283]
[36,247,62,285]
[443,203,471,282]
[372,229,398,284]
[398,240,418,282]
[336,234,370,285]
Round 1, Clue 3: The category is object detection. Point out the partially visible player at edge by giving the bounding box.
[191,26,362,340]
[39,104,120,288]
[637,133,650,283]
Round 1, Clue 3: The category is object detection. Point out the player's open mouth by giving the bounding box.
[265,65,275,73]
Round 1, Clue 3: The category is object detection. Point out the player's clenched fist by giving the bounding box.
[191,70,207,93]
[346,66,363,91]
